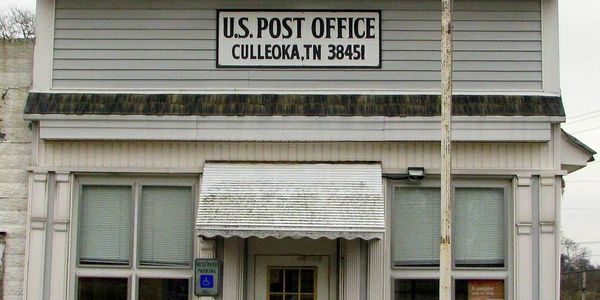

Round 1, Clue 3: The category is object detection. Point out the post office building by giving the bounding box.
[20,0,595,299]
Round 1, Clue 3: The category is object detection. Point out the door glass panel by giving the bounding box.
[268,267,316,300]
[300,269,315,293]
[269,269,284,292]
[285,270,299,292]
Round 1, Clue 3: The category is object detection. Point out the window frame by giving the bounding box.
[69,176,198,300]
[387,176,514,299]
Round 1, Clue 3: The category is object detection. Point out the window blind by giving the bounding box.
[392,187,441,266]
[139,186,193,266]
[78,185,132,265]
[454,188,505,266]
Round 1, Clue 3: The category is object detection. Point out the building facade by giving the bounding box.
[21,0,595,299]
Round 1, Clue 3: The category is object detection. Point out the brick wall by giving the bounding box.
[0,39,33,300]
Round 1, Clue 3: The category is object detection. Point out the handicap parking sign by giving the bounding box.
[200,275,214,288]
[195,259,220,296]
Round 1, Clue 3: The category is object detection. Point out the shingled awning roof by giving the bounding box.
[25,93,565,117]
[197,163,385,240]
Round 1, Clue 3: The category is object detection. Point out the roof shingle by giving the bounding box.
[24,93,565,117]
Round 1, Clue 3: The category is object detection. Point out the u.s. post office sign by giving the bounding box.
[217,10,381,68]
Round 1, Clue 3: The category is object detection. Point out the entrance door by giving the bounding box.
[255,255,330,300]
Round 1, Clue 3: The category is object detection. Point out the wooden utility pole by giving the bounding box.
[440,0,453,299]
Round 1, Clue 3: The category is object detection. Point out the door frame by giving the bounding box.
[245,237,338,300]
[254,255,330,300]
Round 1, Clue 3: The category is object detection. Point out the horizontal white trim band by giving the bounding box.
[28,115,561,142]
[25,167,568,177]
[32,89,562,97]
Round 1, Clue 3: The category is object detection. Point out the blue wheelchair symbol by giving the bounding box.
[200,275,214,288]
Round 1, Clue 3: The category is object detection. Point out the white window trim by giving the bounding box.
[386,177,514,299]
[68,176,199,300]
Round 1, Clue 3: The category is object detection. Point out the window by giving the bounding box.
[78,186,132,265]
[73,178,196,300]
[78,277,128,300]
[390,179,511,300]
[138,278,189,300]
[139,186,194,266]
[393,279,505,300]
[391,184,507,268]
[454,188,505,267]
[392,187,441,266]
[268,267,316,300]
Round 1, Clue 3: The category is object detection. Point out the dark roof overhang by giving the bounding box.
[24,93,565,117]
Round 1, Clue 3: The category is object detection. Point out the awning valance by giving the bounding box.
[196,163,384,240]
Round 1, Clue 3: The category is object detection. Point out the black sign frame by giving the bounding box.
[216,9,382,69]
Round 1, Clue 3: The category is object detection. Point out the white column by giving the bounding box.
[223,237,244,300]
[49,173,72,300]
[24,172,48,300]
[367,239,384,300]
[342,239,361,300]
[197,238,217,300]
[198,238,217,259]
[539,176,557,300]
[515,176,533,300]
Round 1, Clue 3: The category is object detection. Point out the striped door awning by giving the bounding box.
[196,163,384,240]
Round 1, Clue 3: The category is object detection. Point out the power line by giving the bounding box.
[565,181,600,183]
[567,180,600,182]
[570,125,600,134]
[563,208,600,210]
[565,114,600,126]
[568,109,600,120]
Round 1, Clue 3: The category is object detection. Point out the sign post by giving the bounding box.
[440,0,454,299]
[194,259,221,297]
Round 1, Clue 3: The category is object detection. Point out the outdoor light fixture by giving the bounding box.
[407,167,426,181]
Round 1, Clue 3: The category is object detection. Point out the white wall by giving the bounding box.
[0,40,33,300]
[36,140,556,172]
[51,0,543,93]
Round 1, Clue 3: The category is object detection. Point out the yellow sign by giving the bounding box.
[468,280,504,300]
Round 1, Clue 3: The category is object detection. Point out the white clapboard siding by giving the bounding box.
[39,141,553,171]
[52,0,543,92]
[52,60,542,72]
